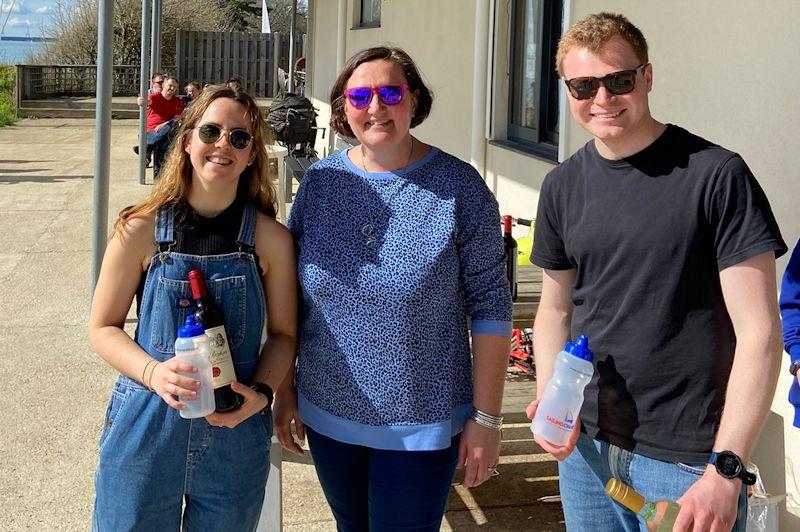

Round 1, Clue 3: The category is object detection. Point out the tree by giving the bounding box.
[31,0,227,66]
[264,0,307,36]
[217,0,261,32]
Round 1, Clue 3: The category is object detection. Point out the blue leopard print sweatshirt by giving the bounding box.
[288,146,512,451]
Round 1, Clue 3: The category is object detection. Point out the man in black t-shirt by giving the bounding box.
[526,13,786,532]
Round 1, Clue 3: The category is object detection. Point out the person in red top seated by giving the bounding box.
[137,77,185,176]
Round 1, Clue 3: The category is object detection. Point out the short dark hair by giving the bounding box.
[329,47,433,139]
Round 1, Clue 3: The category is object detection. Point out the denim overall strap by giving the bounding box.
[236,202,257,252]
[155,204,176,252]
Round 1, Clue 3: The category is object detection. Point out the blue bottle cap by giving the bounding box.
[564,335,594,362]
[178,315,205,338]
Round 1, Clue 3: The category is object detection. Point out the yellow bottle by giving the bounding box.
[605,478,681,532]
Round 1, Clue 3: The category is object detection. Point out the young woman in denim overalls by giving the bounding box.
[89,86,297,531]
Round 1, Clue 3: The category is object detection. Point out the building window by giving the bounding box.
[359,0,381,28]
[508,0,562,161]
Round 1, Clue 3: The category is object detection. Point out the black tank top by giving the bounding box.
[135,194,262,316]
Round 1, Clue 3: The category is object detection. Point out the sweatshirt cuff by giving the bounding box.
[471,319,512,337]
[789,345,800,364]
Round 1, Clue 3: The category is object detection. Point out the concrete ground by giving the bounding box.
[0,118,565,531]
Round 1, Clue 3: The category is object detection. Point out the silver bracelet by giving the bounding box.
[471,407,503,431]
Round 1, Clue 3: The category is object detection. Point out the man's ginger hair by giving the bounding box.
[556,12,648,78]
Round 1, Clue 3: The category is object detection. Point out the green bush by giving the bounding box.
[0,65,15,127]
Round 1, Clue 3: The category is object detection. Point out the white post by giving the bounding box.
[261,0,271,33]
[287,0,297,93]
[470,0,490,178]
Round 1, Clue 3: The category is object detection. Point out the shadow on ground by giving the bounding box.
[0,174,93,184]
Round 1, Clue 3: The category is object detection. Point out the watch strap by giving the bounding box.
[249,382,273,412]
[790,360,800,376]
[708,451,756,486]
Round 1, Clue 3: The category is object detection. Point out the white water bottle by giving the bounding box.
[174,315,215,419]
[531,335,594,446]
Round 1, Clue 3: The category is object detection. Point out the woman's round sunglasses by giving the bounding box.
[344,84,410,110]
[565,64,647,100]
[196,124,253,150]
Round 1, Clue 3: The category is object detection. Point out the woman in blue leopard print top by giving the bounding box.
[274,47,512,531]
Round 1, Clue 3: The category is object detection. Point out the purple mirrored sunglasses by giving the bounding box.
[344,84,410,109]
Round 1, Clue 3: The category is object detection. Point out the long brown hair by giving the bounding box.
[113,85,276,236]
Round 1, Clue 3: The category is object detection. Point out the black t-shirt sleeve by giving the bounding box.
[532,172,574,270]
[707,154,787,270]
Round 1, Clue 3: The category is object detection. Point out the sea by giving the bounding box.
[0,40,48,65]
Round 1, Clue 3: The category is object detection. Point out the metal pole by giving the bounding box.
[287,0,297,93]
[138,0,152,185]
[150,0,162,76]
[90,0,115,297]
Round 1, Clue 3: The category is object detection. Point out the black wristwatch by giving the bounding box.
[790,360,800,376]
[249,382,274,413]
[708,450,756,486]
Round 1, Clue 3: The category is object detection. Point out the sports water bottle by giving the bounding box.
[174,315,215,419]
[531,335,594,446]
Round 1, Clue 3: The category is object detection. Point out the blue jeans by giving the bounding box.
[559,433,748,531]
[306,426,460,532]
[146,119,176,176]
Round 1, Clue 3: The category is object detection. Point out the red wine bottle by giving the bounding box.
[502,215,518,301]
[188,269,243,413]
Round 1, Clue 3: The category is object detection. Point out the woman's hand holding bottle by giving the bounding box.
[149,359,201,411]
[205,381,269,429]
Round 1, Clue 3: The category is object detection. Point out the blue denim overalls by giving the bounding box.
[93,202,273,532]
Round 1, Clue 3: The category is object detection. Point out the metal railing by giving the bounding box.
[15,64,175,100]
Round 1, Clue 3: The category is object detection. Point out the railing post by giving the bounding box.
[14,65,23,118]
[138,0,152,185]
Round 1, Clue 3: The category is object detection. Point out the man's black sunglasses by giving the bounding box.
[565,64,648,100]
[196,124,253,150]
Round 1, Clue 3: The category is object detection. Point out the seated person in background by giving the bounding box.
[182,82,202,107]
[136,77,184,177]
[148,73,164,95]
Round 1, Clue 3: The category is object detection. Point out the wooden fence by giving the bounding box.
[175,31,305,98]
[15,31,305,101]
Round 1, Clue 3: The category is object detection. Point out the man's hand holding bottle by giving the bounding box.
[526,398,581,460]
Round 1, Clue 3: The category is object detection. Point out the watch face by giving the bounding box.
[716,451,742,477]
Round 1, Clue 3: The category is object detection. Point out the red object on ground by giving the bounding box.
[509,328,535,376]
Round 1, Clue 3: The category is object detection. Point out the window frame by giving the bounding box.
[356,0,381,29]
[506,0,562,162]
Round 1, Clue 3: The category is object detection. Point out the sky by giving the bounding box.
[0,0,57,38]
[0,0,309,39]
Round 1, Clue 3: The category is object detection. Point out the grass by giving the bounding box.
[0,65,16,127]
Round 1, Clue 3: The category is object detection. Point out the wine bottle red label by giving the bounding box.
[205,324,236,388]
